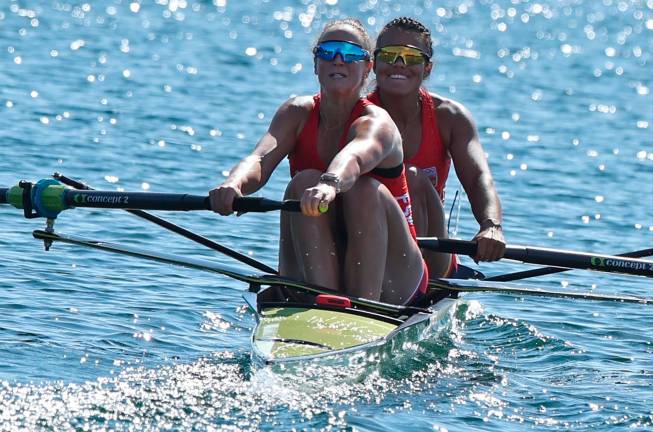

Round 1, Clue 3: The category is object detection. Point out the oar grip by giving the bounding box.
[232,197,300,213]
[418,238,478,256]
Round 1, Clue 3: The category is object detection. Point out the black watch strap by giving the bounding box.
[319,173,341,193]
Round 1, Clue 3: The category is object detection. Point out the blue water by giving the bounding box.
[1,0,652,430]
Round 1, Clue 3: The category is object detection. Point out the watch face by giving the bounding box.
[319,173,341,193]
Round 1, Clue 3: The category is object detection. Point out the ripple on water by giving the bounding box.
[1,0,653,430]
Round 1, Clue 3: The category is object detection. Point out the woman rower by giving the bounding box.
[209,19,426,305]
[370,17,506,277]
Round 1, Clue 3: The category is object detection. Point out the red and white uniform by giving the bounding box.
[368,88,458,277]
[368,87,451,201]
[289,94,417,239]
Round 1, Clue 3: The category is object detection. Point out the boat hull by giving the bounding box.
[249,297,457,368]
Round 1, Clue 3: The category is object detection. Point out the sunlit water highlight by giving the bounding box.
[1,0,652,430]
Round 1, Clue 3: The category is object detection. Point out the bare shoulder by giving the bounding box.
[271,95,314,133]
[361,103,393,121]
[428,91,475,124]
[357,103,398,134]
[426,91,480,152]
[277,95,314,118]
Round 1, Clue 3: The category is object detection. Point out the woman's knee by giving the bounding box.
[341,176,391,223]
[284,169,321,198]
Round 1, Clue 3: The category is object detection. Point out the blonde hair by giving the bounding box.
[314,18,373,94]
[317,18,372,53]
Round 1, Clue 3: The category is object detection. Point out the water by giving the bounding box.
[1,0,652,430]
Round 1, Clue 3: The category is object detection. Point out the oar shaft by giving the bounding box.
[488,247,653,282]
[506,246,653,277]
[52,173,279,274]
[2,179,301,216]
[33,229,426,317]
[418,237,653,278]
[63,189,210,211]
[430,279,653,304]
[64,191,302,212]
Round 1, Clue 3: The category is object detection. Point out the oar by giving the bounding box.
[418,237,653,278]
[2,178,300,215]
[52,173,279,274]
[429,279,652,304]
[487,247,653,282]
[32,229,429,318]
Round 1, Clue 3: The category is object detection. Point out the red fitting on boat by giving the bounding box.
[315,294,351,308]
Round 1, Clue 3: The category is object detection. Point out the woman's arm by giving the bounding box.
[442,99,505,261]
[300,106,402,216]
[209,97,310,215]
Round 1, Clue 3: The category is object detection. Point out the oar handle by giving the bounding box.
[232,197,300,213]
[418,238,478,256]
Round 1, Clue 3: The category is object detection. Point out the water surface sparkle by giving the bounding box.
[1,0,652,430]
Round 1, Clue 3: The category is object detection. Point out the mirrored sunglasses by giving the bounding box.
[374,45,430,66]
[313,40,371,63]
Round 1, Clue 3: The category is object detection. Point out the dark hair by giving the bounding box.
[319,18,373,54]
[377,17,433,58]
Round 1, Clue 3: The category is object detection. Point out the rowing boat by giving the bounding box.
[29,228,459,368]
[2,176,653,370]
[2,177,462,367]
[246,286,457,367]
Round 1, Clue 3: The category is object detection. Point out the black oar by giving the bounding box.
[3,177,300,215]
[32,229,429,318]
[52,173,279,274]
[60,187,298,212]
[487,247,653,282]
[418,237,653,278]
[429,278,652,304]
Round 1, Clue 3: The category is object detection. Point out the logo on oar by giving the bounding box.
[590,256,605,267]
[72,194,129,205]
[591,255,652,271]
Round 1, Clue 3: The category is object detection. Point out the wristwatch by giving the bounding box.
[480,218,502,230]
[319,172,341,194]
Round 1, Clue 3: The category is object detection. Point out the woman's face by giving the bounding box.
[374,27,432,97]
[314,25,372,97]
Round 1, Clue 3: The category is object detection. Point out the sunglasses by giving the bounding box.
[313,40,371,63]
[374,45,430,66]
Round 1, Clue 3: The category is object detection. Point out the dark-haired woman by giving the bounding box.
[210,19,427,305]
[370,17,506,277]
